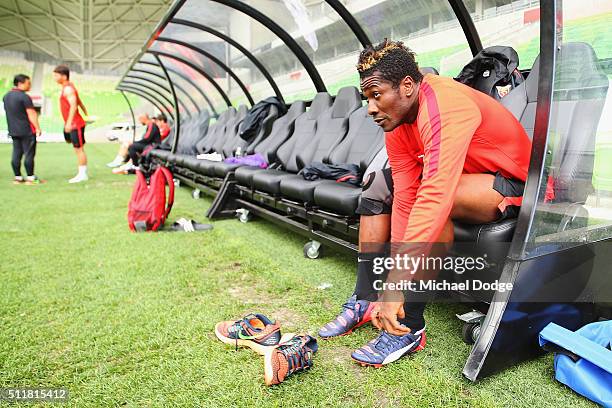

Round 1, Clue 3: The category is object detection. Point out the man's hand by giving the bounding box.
[371,300,410,335]
[35,128,42,137]
[64,124,73,133]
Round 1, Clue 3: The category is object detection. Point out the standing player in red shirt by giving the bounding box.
[53,65,89,183]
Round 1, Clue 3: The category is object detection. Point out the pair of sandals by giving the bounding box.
[169,218,213,232]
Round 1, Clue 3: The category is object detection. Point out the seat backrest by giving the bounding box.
[243,104,280,154]
[254,100,306,163]
[420,66,439,75]
[276,92,332,172]
[178,110,210,154]
[295,86,362,168]
[174,118,194,154]
[217,104,248,156]
[196,110,211,140]
[196,107,235,154]
[500,55,539,137]
[327,106,385,170]
[220,103,277,158]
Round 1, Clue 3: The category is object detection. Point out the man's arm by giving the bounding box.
[77,97,88,117]
[142,122,152,140]
[26,109,41,137]
[23,94,41,136]
[64,86,78,132]
[401,86,480,244]
[371,127,422,335]
[386,127,421,242]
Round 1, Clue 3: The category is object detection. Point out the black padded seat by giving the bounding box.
[212,162,243,177]
[182,156,202,172]
[252,169,293,195]
[196,159,219,176]
[174,154,189,167]
[235,166,266,187]
[312,181,362,216]
[278,174,329,203]
[453,219,517,244]
[166,153,179,164]
[150,149,171,160]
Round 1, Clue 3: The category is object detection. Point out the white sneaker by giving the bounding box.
[112,163,138,175]
[106,159,124,168]
[68,174,89,183]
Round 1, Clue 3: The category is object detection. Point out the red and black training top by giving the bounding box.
[386,73,532,244]
[59,82,86,129]
[140,122,161,145]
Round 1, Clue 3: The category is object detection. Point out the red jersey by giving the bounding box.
[159,123,170,141]
[386,74,531,243]
[59,82,86,129]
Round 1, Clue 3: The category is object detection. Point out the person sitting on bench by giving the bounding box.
[155,113,171,141]
[128,113,161,168]
[318,39,532,367]
[108,113,163,170]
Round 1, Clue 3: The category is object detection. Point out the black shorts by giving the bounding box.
[492,171,525,220]
[356,168,524,220]
[64,126,86,148]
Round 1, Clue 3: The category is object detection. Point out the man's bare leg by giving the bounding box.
[451,174,503,224]
[107,142,130,168]
[74,147,87,166]
[359,213,390,251]
[69,147,88,183]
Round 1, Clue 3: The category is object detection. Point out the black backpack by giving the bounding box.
[455,46,524,100]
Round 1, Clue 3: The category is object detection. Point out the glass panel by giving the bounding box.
[464,0,541,71]
[133,62,212,115]
[123,87,174,118]
[150,40,226,79]
[244,0,364,96]
[175,0,318,103]
[151,39,248,107]
[348,0,471,78]
[525,0,612,257]
[162,22,268,105]
[121,76,190,117]
[123,76,172,100]
[143,53,228,113]
[126,70,199,114]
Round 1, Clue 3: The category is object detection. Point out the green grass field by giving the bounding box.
[0,144,596,407]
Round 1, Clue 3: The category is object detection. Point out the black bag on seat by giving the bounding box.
[239,97,286,143]
[455,46,524,100]
[302,162,362,186]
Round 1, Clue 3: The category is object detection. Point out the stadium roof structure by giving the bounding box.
[0,0,173,73]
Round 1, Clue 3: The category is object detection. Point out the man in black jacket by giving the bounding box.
[127,113,161,168]
[3,74,42,184]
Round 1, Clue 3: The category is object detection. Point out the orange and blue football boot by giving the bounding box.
[215,313,292,355]
[351,328,426,368]
[264,334,318,386]
[318,295,375,338]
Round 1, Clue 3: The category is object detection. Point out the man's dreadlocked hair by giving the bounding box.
[357,39,423,87]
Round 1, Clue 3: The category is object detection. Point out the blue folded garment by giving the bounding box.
[539,321,612,407]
